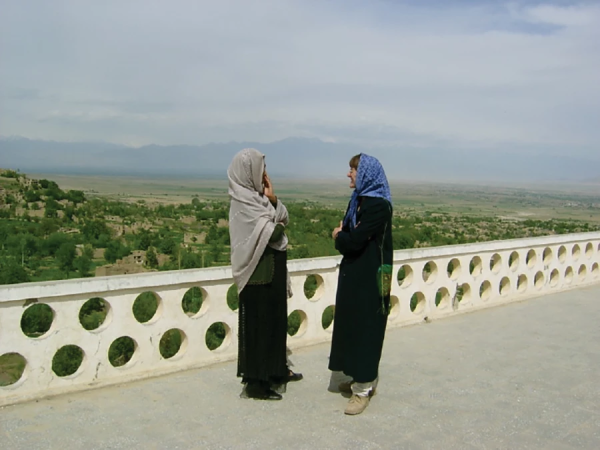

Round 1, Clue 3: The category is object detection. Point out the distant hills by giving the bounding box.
[0,136,597,183]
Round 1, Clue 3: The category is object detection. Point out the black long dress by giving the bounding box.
[328,196,393,384]
[237,245,288,385]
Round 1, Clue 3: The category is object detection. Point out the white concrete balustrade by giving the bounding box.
[1,232,599,407]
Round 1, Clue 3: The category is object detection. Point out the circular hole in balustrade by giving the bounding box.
[550,269,559,287]
[479,281,492,301]
[517,275,528,293]
[321,305,335,330]
[446,259,461,280]
[304,274,324,301]
[206,322,230,351]
[469,256,482,277]
[388,295,400,320]
[182,287,205,316]
[226,284,239,311]
[558,246,567,263]
[534,271,544,289]
[490,254,502,274]
[509,251,519,272]
[21,303,54,338]
[526,250,537,268]
[79,297,110,331]
[585,243,593,259]
[52,345,84,377]
[543,247,553,265]
[456,283,471,305]
[572,244,580,260]
[578,264,587,281]
[565,266,574,284]
[591,263,599,278]
[435,287,450,309]
[108,336,137,367]
[410,292,425,314]
[160,329,187,359]
[499,277,510,296]
[422,261,438,284]
[0,353,27,387]
[397,265,413,288]
[287,310,307,337]
[133,291,161,323]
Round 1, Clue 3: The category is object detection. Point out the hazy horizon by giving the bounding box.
[2,135,600,185]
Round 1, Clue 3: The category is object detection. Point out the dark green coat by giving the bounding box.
[328,196,393,383]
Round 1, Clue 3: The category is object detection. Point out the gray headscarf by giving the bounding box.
[228,148,290,295]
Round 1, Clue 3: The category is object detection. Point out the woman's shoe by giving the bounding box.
[243,383,283,400]
[257,389,283,400]
[344,394,370,415]
[287,370,303,382]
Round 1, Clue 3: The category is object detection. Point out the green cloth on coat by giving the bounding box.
[247,223,284,285]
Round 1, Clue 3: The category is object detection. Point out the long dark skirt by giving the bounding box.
[328,254,390,383]
[237,249,288,384]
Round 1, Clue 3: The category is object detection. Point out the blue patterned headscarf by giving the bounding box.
[343,154,392,229]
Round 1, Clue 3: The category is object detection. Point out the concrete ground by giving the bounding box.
[1,286,600,450]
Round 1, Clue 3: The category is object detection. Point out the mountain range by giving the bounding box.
[0,136,597,184]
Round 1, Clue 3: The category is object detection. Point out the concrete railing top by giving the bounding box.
[2,232,599,302]
[1,231,600,407]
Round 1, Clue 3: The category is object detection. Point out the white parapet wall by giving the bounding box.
[1,232,600,406]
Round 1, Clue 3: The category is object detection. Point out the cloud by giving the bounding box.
[0,0,599,160]
[523,4,596,26]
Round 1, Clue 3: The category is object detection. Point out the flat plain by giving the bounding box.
[31,173,600,224]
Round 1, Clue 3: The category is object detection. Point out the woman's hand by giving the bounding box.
[263,171,277,204]
[332,221,343,239]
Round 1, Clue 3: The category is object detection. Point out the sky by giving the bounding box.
[1,0,599,160]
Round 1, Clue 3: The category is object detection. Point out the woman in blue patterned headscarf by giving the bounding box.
[329,153,393,416]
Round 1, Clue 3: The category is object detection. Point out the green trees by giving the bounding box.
[0,259,30,284]
[56,242,77,276]
[146,246,159,268]
[76,245,94,277]
[179,248,202,269]
[41,232,69,257]
[205,224,218,244]
[82,219,112,246]
[104,241,131,264]
[136,229,153,251]
[209,242,223,263]
[24,189,41,203]
[5,234,38,264]
[2,169,600,286]
[39,218,59,236]
[182,287,203,315]
[79,298,107,330]
[44,198,60,218]
[392,231,416,250]
[67,190,86,205]
[158,236,177,255]
[1,169,19,178]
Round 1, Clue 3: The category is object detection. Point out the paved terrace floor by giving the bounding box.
[2,286,600,450]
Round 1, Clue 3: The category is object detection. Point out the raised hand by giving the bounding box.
[263,171,277,204]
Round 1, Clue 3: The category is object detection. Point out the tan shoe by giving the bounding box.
[344,394,370,415]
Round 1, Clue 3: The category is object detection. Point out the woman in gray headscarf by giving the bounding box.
[228,148,302,401]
